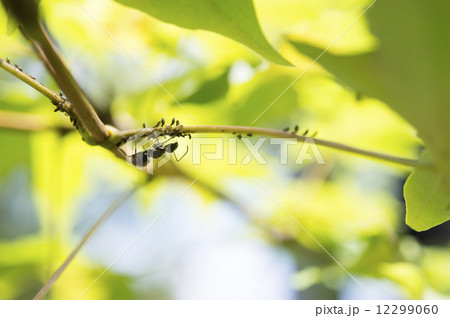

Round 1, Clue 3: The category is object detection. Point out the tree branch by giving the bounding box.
[20,23,111,143]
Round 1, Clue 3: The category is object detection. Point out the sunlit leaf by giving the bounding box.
[114,0,291,65]
[404,151,450,231]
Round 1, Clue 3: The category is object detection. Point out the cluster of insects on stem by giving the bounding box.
[282,125,318,138]
[118,118,190,168]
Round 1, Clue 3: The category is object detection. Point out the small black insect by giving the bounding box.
[176,120,180,126]
[247,133,253,137]
[170,118,176,126]
[282,127,289,132]
[302,129,309,136]
[293,125,299,133]
[153,120,161,128]
[161,118,165,126]
[236,134,242,139]
[6,57,10,64]
[123,137,188,167]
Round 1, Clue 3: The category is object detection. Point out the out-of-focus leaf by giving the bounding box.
[0,131,30,177]
[379,262,425,299]
[0,236,55,299]
[292,266,321,290]
[404,151,450,231]
[114,0,291,65]
[289,0,450,230]
[231,74,299,126]
[422,248,450,294]
[272,179,397,250]
[181,69,229,105]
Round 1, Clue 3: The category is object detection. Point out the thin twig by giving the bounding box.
[120,125,426,168]
[0,57,70,110]
[33,183,142,300]
[0,57,125,157]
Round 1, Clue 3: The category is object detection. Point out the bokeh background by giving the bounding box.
[0,0,449,299]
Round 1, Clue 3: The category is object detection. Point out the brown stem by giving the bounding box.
[21,23,110,143]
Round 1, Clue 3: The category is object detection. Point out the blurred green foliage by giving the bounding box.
[0,0,449,300]
[289,0,450,231]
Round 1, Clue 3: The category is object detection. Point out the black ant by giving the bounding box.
[122,136,188,168]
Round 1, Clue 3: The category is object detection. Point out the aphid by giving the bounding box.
[161,118,165,126]
[153,120,161,128]
[310,131,318,138]
[176,120,180,126]
[236,134,242,139]
[53,101,63,112]
[302,129,309,136]
[282,127,289,132]
[232,132,236,135]
[170,118,175,126]
[6,57,10,64]
[143,123,147,128]
[293,125,299,133]
[28,74,36,80]
[247,133,253,137]
[14,64,23,72]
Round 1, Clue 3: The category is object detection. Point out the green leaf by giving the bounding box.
[404,151,450,231]
[181,69,229,104]
[114,0,291,66]
[289,0,450,230]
